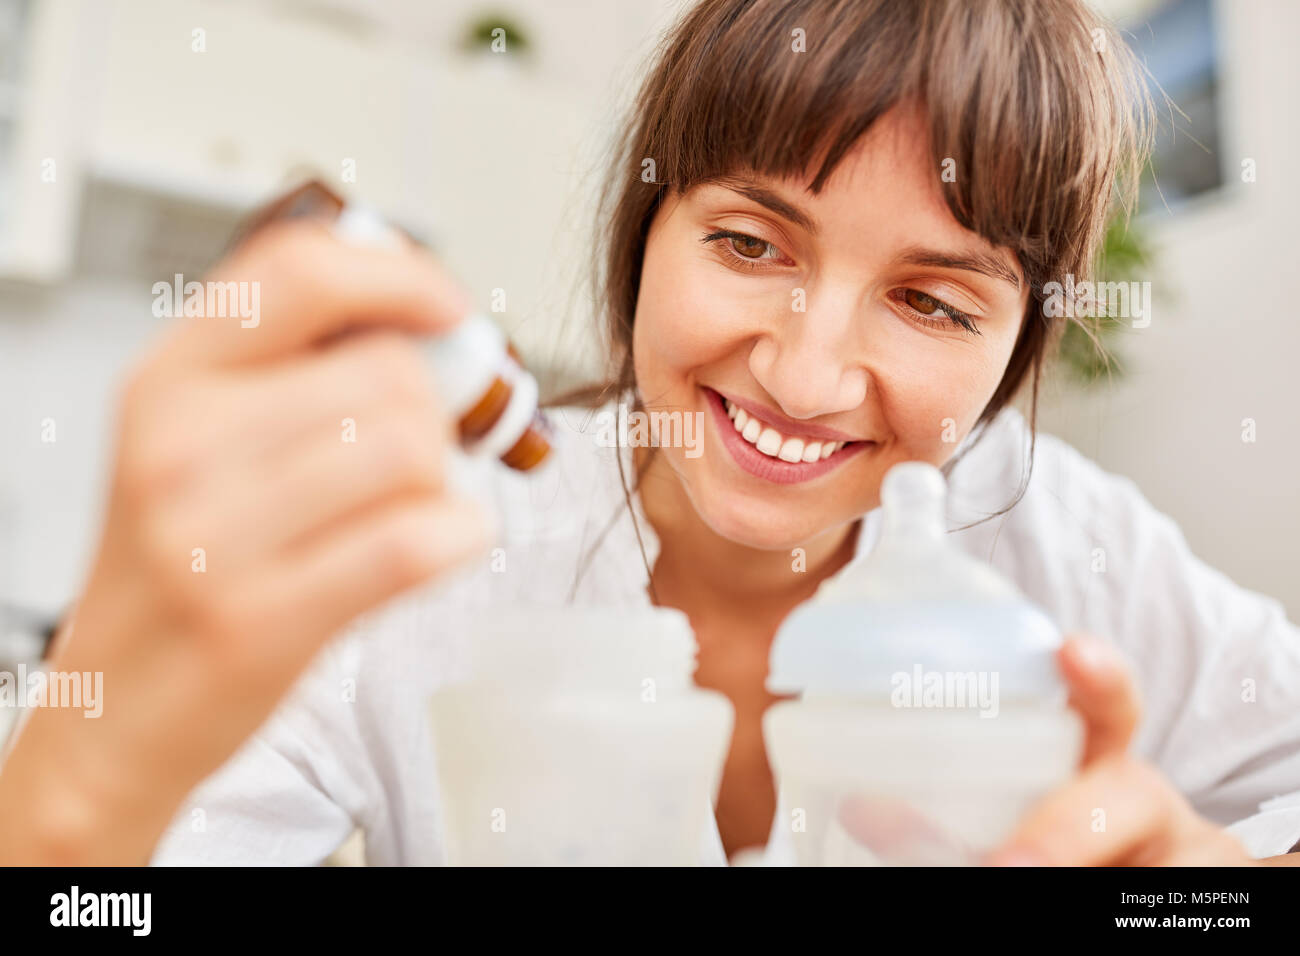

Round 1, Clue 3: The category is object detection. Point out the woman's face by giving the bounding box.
[632,105,1030,550]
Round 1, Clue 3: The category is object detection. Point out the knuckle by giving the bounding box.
[119,430,198,510]
[398,355,435,405]
[367,336,434,407]
[230,218,330,283]
[1125,760,1174,809]
[136,506,195,580]
[376,518,440,588]
[115,380,214,510]
[199,595,260,646]
[372,416,437,483]
[133,512,222,627]
[188,595,268,673]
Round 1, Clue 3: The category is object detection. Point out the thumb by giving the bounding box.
[1058,631,1142,766]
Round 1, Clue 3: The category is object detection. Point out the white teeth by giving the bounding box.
[778,437,805,462]
[722,395,853,463]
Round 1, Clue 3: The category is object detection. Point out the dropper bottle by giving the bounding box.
[232,180,551,472]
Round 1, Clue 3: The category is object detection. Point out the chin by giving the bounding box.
[673,455,842,551]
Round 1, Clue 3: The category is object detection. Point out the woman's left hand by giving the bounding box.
[985,632,1255,866]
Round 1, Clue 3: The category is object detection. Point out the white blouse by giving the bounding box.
[150,402,1300,865]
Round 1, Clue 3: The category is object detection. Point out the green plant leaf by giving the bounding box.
[1053,209,1157,386]
[460,12,531,55]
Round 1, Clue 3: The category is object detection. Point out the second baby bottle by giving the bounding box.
[763,462,1083,866]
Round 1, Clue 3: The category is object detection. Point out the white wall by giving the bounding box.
[0,276,155,612]
[1035,0,1300,619]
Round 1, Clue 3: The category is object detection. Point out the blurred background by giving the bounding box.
[1,0,1298,637]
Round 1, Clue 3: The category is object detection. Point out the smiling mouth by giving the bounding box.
[722,397,848,462]
[701,386,870,484]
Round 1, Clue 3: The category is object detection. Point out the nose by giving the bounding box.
[747,294,869,420]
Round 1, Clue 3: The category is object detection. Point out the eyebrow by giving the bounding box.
[703,175,1022,293]
[895,245,1022,292]
[705,175,819,234]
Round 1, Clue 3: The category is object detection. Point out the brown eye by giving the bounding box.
[729,235,768,259]
[904,289,940,314]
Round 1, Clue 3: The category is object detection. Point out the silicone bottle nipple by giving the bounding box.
[880,461,946,542]
[819,461,1016,603]
[769,460,1067,700]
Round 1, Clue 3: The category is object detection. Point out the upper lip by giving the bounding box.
[710,388,868,443]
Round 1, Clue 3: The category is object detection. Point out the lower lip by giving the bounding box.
[702,387,869,485]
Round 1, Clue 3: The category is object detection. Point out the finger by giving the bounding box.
[130,331,454,561]
[223,329,450,464]
[985,758,1176,866]
[1058,632,1141,765]
[222,410,448,562]
[123,329,445,495]
[161,218,475,370]
[251,492,495,680]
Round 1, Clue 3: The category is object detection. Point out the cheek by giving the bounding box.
[873,327,1018,460]
[633,236,755,390]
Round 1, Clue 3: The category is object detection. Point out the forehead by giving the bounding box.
[815,107,945,209]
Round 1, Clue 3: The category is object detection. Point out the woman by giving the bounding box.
[2,0,1298,865]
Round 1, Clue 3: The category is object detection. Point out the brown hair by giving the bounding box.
[562,0,1154,591]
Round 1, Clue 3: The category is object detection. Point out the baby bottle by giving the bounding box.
[762,461,1083,866]
[428,605,734,865]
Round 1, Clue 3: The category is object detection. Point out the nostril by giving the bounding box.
[749,357,870,424]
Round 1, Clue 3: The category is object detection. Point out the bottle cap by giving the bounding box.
[463,358,541,462]
[421,312,509,418]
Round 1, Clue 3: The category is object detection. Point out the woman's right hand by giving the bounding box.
[0,218,494,863]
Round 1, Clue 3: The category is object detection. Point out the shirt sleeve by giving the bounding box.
[149,633,378,866]
[1061,454,1300,859]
